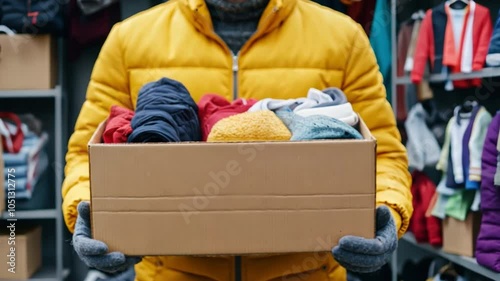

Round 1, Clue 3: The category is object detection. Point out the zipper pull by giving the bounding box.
[232,55,239,72]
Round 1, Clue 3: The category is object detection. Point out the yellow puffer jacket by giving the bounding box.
[62,0,413,280]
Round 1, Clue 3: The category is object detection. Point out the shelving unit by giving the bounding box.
[400,233,500,281]
[0,39,68,280]
[1,209,58,220]
[390,1,500,281]
[395,67,500,85]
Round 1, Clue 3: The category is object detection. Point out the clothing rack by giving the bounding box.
[390,1,500,280]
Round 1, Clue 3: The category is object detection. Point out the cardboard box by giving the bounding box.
[89,120,377,256]
[443,212,481,257]
[0,35,57,90]
[0,226,42,279]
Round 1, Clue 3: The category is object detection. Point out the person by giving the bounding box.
[63,0,413,280]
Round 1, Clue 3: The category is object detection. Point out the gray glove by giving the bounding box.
[73,201,141,274]
[332,206,398,273]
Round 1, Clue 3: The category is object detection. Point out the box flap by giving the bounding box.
[89,121,107,146]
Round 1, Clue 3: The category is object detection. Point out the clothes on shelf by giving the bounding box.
[397,11,426,121]
[411,1,492,90]
[1,113,49,200]
[0,0,65,35]
[486,9,500,67]
[0,112,24,154]
[128,78,202,143]
[409,171,443,247]
[475,111,500,272]
[427,102,491,223]
[405,103,441,171]
[437,103,492,190]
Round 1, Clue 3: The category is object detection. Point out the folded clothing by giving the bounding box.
[198,94,258,141]
[249,88,359,127]
[103,106,134,144]
[128,78,201,143]
[4,150,48,199]
[275,110,363,141]
[297,88,359,127]
[4,165,28,178]
[0,112,24,154]
[3,133,47,167]
[248,88,334,112]
[207,111,291,142]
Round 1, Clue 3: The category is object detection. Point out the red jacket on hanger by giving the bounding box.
[411,2,492,88]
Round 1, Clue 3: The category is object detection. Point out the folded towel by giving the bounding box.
[275,110,363,141]
[207,111,291,142]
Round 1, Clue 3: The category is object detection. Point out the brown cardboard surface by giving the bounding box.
[0,226,42,279]
[89,120,376,256]
[0,35,57,90]
[443,212,481,257]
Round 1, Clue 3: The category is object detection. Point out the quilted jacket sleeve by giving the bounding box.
[62,23,133,233]
[343,24,413,238]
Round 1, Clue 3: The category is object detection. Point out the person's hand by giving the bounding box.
[72,201,142,273]
[332,206,398,273]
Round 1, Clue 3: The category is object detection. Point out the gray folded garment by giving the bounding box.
[77,0,119,15]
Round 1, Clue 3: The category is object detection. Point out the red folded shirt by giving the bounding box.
[198,94,258,141]
[0,112,24,153]
[103,106,135,143]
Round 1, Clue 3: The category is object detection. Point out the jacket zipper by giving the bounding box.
[235,256,242,281]
[232,52,239,100]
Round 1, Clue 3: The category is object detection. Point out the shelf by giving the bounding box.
[395,67,500,85]
[0,86,60,98]
[1,209,58,220]
[0,267,69,281]
[401,233,500,280]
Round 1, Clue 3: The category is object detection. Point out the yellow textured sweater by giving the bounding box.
[207,111,291,142]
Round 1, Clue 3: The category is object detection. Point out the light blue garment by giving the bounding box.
[370,0,392,102]
[5,177,28,192]
[3,165,28,178]
[3,135,41,166]
[313,88,348,107]
[275,110,363,141]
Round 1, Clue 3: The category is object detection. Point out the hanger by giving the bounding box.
[448,0,469,10]
[438,263,459,281]
[459,100,476,114]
